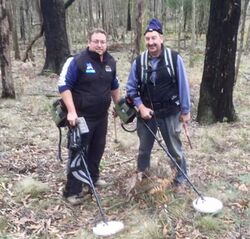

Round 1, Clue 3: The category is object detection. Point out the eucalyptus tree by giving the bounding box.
[197,0,241,124]
[0,0,15,98]
[245,21,250,54]
[134,0,143,57]
[40,0,75,74]
[9,0,20,60]
[189,0,195,67]
[235,0,250,81]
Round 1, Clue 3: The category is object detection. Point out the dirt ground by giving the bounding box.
[0,49,249,239]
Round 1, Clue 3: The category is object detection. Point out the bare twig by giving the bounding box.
[106,158,134,167]
[22,26,44,62]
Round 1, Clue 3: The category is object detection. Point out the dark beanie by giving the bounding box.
[144,18,163,35]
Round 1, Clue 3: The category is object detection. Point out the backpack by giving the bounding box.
[137,47,178,92]
[51,98,68,161]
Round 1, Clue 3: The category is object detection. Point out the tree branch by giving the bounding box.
[22,25,44,62]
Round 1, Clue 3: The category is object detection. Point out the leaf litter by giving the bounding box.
[0,51,249,238]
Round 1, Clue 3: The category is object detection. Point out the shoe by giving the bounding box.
[95,178,108,187]
[65,193,84,206]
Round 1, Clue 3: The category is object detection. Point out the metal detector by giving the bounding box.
[68,119,124,237]
[70,149,124,236]
[141,118,223,214]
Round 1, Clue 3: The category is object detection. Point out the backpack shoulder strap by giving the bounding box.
[164,47,178,84]
[140,50,148,84]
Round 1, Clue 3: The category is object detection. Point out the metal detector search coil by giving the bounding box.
[193,196,223,214]
[93,221,124,237]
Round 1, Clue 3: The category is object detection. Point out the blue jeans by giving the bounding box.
[137,112,187,183]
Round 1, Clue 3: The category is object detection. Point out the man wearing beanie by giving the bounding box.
[126,18,191,190]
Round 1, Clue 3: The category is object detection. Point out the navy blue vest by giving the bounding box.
[135,49,180,117]
[72,48,116,120]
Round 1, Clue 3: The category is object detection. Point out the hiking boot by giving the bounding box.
[65,193,84,206]
[95,178,108,187]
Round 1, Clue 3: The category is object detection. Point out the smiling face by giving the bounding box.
[144,31,163,57]
[88,32,107,56]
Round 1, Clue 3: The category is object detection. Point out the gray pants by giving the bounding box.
[137,112,187,183]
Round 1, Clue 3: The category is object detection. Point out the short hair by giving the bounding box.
[88,28,107,41]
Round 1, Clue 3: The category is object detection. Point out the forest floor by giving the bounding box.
[0,46,249,239]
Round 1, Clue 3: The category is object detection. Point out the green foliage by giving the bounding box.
[195,215,225,234]
[138,219,162,239]
[206,180,240,203]
[239,173,250,184]
[165,0,183,9]
[125,213,163,239]
[0,236,13,239]
[0,177,9,184]
[166,197,189,219]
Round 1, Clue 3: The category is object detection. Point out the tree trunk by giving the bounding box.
[19,3,26,43]
[134,0,143,56]
[101,1,106,31]
[244,20,250,54]
[9,0,20,60]
[197,0,241,124]
[235,0,249,82]
[40,0,70,75]
[87,0,94,29]
[189,0,195,67]
[0,0,15,98]
[127,0,131,31]
[243,0,250,53]
[177,1,183,53]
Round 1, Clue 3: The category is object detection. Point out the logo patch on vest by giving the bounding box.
[85,63,96,73]
[105,65,112,72]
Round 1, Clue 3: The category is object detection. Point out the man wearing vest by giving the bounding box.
[126,18,191,189]
[58,28,120,205]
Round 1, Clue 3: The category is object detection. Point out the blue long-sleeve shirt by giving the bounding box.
[126,53,191,115]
